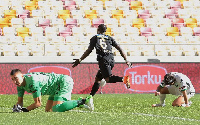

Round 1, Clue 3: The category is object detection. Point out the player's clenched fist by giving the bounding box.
[155,91,160,96]
[72,59,81,68]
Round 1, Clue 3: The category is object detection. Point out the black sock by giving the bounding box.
[77,99,86,107]
[90,82,100,96]
[108,75,123,83]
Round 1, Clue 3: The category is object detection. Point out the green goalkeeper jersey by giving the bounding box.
[17,72,65,98]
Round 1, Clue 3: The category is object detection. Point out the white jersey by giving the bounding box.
[160,72,195,95]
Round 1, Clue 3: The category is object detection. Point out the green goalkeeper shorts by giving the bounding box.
[48,75,74,101]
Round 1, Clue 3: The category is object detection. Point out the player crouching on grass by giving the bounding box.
[152,72,195,107]
[11,69,94,112]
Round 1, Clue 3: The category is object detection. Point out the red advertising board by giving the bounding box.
[1,63,200,94]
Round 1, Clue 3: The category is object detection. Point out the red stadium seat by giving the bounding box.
[38,18,50,30]
[92,18,104,28]
[138,10,151,20]
[193,27,200,36]
[172,18,185,29]
[165,9,178,19]
[66,18,78,28]
[59,27,72,38]
[140,27,152,37]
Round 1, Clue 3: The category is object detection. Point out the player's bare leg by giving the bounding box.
[45,100,53,112]
[152,87,170,107]
[172,96,185,107]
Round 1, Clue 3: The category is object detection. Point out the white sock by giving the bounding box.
[159,94,166,104]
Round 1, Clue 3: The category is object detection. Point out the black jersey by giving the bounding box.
[89,34,118,57]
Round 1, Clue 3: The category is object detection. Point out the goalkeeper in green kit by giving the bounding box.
[11,69,94,112]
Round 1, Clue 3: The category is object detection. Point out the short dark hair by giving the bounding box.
[97,24,107,33]
[10,69,22,75]
[163,73,176,85]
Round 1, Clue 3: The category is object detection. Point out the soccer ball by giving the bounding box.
[100,78,106,87]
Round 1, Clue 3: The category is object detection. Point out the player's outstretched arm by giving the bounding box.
[26,96,42,111]
[114,44,132,67]
[72,47,93,68]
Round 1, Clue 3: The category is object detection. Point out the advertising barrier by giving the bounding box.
[1,63,200,94]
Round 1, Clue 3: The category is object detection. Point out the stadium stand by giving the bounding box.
[0,0,199,63]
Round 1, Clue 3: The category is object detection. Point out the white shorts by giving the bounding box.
[167,85,195,99]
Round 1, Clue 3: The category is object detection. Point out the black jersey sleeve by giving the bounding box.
[110,36,119,47]
[88,35,97,49]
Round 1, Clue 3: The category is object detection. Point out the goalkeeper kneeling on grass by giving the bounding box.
[152,72,195,107]
[11,69,94,112]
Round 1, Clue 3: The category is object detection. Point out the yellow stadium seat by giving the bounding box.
[130,1,143,11]
[167,27,179,37]
[0,18,9,28]
[58,10,71,20]
[132,18,145,29]
[185,18,197,28]
[16,27,30,39]
[4,10,16,20]
[25,0,38,16]
[84,10,97,20]
[105,27,112,36]
[111,10,124,21]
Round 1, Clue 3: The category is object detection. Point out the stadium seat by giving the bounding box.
[17,10,30,19]
[156,1,170,11]
[112,27,126,36]
[71,10,84,19]
[51,18,64,29]
[132,36,147,44]
[85,27,97,37]
[84,10,97,20]
[24,18,38,28]
[105,1,116,10]
[180,27,193,37]
[97,10,110,20]
[24,36,37,44]
[111,10,124,21]
[78,18,91,29]
[92,18,104,28]
[30,44,44,56]
[105,27,112,36]
[38,1,50,10]
[65,18,77,28]
[0,0,10,11]
[72,45,85,56]
[193,27,200,36]
[183,1,194,9]
[168,45,183,56]
[38,18,50,30]
[59,27,72,38]
[160,36,174,44]
[30,27,44,37]
[143,1,156,11]
[126,27,139,36]
[140,45,155,56]
[116,1,129,11]
[172,18,185,29]
[3,27,16,36]
[65,36,78,44]
[174,36,187,43]
[181,45,196,56]
[79,36,90,44]
[114,35,132,44]
[45,44,58,56]
[187,36,200,44]
[25,0,38,15]
[147,36,160,44]
[4,10,17,23]
[158,18,172,28]
[146,18,159,28]
[58,44,72,56]
[185,18,197,28]
[152,27,166,36]
[77,1,90,10]
[16,44,30,56]
[167,27,179,37]
[16,27,30,39]
[165,9,178,19]
[155,45,169,56]
[130,1,143,11]
[10,36,23,44]
[138,10,151,20]
[58,10,71,21]
[50,1,63,11]
[191,9,200,19]
[127,45,142,56]
[36,36,49,44]
[11,18,23,28]
[32,10,44,20]
[150,9,165,19]
[44,9,57,19]
[178,9,191,19]
[194,0,200,9]
[1,44,16,56]
[64,0,76,10]
[45,27,58,39]
[140,27,152,37]
[0,28,2,36]
[119,18,132,27]
[105,18,118,29]
[170,1,182,11]
[123,10,137,20]
[195,45,200,56]
[72,27,84,36]
[132,18,145,29]
[91,1,103,10]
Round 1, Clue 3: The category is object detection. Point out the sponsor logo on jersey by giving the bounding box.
[28,66,71,76]
[124,65,167,92]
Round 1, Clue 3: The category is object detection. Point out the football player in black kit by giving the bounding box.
[72,24,132,96]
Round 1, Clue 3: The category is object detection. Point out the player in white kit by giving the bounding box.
[152,72,195,107]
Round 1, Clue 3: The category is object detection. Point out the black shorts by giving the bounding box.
[96,54,115,79]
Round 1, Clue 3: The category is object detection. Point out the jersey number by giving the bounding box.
[99,38,107,50]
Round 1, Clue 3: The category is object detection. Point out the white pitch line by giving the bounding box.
[70,110,200,122]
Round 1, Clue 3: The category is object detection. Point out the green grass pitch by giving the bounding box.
[0,94,200,125]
